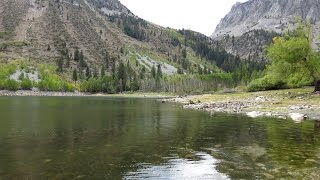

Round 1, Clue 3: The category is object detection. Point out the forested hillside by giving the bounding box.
[0,0,265,94]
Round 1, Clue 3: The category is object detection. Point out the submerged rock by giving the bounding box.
[246,111,264,118]
[289,113,307,123]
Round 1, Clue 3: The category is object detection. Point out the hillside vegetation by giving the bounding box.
[248,22,320,92]
[0,0,266,94]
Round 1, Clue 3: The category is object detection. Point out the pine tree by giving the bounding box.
[72,69,78,82]
[85,67,91,79]
[57,58,64,73]
[74,48,80,61]
[151,65,156,78]
[80,50,84,63]
[157,64,162,79]
[117,61,126,92]
[101,66,105,77]
[93,67,98,78]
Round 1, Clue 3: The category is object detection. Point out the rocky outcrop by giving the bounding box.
[212,0,320,38]
[211,0,320,62]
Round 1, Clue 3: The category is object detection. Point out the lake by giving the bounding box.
[0,97,319,179]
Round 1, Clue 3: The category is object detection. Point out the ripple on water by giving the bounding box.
[125,152,229,180]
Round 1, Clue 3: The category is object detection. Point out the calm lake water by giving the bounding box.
[0,97,319,179]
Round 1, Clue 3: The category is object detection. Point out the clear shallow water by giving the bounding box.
[0,97,319,179]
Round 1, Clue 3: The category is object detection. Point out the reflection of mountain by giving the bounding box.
[0,98,319,179]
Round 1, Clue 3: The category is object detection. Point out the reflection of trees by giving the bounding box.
[264,119,320,168]
[2,97,320,179]
[314,121,320,134]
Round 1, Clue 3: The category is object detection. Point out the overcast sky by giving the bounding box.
[119,0,248,36]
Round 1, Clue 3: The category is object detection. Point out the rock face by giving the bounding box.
[211,0,320,62]
[212,0,320,38]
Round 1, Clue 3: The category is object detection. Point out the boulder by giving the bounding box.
[289,113,307,122]
[246,111,264,118]
[255,96,267,102]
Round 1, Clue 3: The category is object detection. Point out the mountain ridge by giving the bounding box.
[211,0,320,62]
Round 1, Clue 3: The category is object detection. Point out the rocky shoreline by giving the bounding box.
[0,90,89,97]
[0,90,173,98]
[166,88,320,122]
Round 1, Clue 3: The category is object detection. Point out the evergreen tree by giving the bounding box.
[101,66,105,77]
[151,65,156,78]
[57,57,64,73]
[93,67,98,78]
[140,66,146,79]
[177,68,184,74]
[80,50,84,63]
[74,48,80,61]
[72,69,78,82]
[104,50,109,68]
[157,64,162,79]
[117,61,126,92]
[85,67,91,79]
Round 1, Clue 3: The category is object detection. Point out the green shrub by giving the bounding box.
[80,76,116,93]
[3,79,20,91]
[37,65,75,92]
[21,78,33,90]
[248,76,286,92]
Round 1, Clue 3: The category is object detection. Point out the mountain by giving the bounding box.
[0,0,224,76]
[0,0,264,93]
[211,0,320,61]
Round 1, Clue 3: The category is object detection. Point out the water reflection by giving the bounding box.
[0,97,319,179]
[125,152,228,180]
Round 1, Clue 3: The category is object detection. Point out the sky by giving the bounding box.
[119,0,248,36]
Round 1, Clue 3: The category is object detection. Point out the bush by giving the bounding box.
[21,78,33,90]
[248,76,286,92]
[80,76,116,93]
[37,65,75,92]
[3,79,20,91]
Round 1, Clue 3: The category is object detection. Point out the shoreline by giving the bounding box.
[1,88,319,121]
[0,90,174,98]
[165,87,320,122]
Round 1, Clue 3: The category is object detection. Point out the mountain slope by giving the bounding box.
[211,0,320,62]
[0,0,213,75]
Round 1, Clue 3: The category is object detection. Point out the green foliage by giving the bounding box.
[74,48,80,61]
[140,73,233,93]
[80,76,116,93]
[56,57,64,73]
[21,78,33,90]
[73,69,78,82]
[151,65,156,78]
[248,75,286,92]
[249,21,320,92]
[157,64,162,79]
[37,65,75,92]
[3,79,20,91]
[121,16,147,41]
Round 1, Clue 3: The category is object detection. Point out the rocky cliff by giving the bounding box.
[211,0,320,62]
